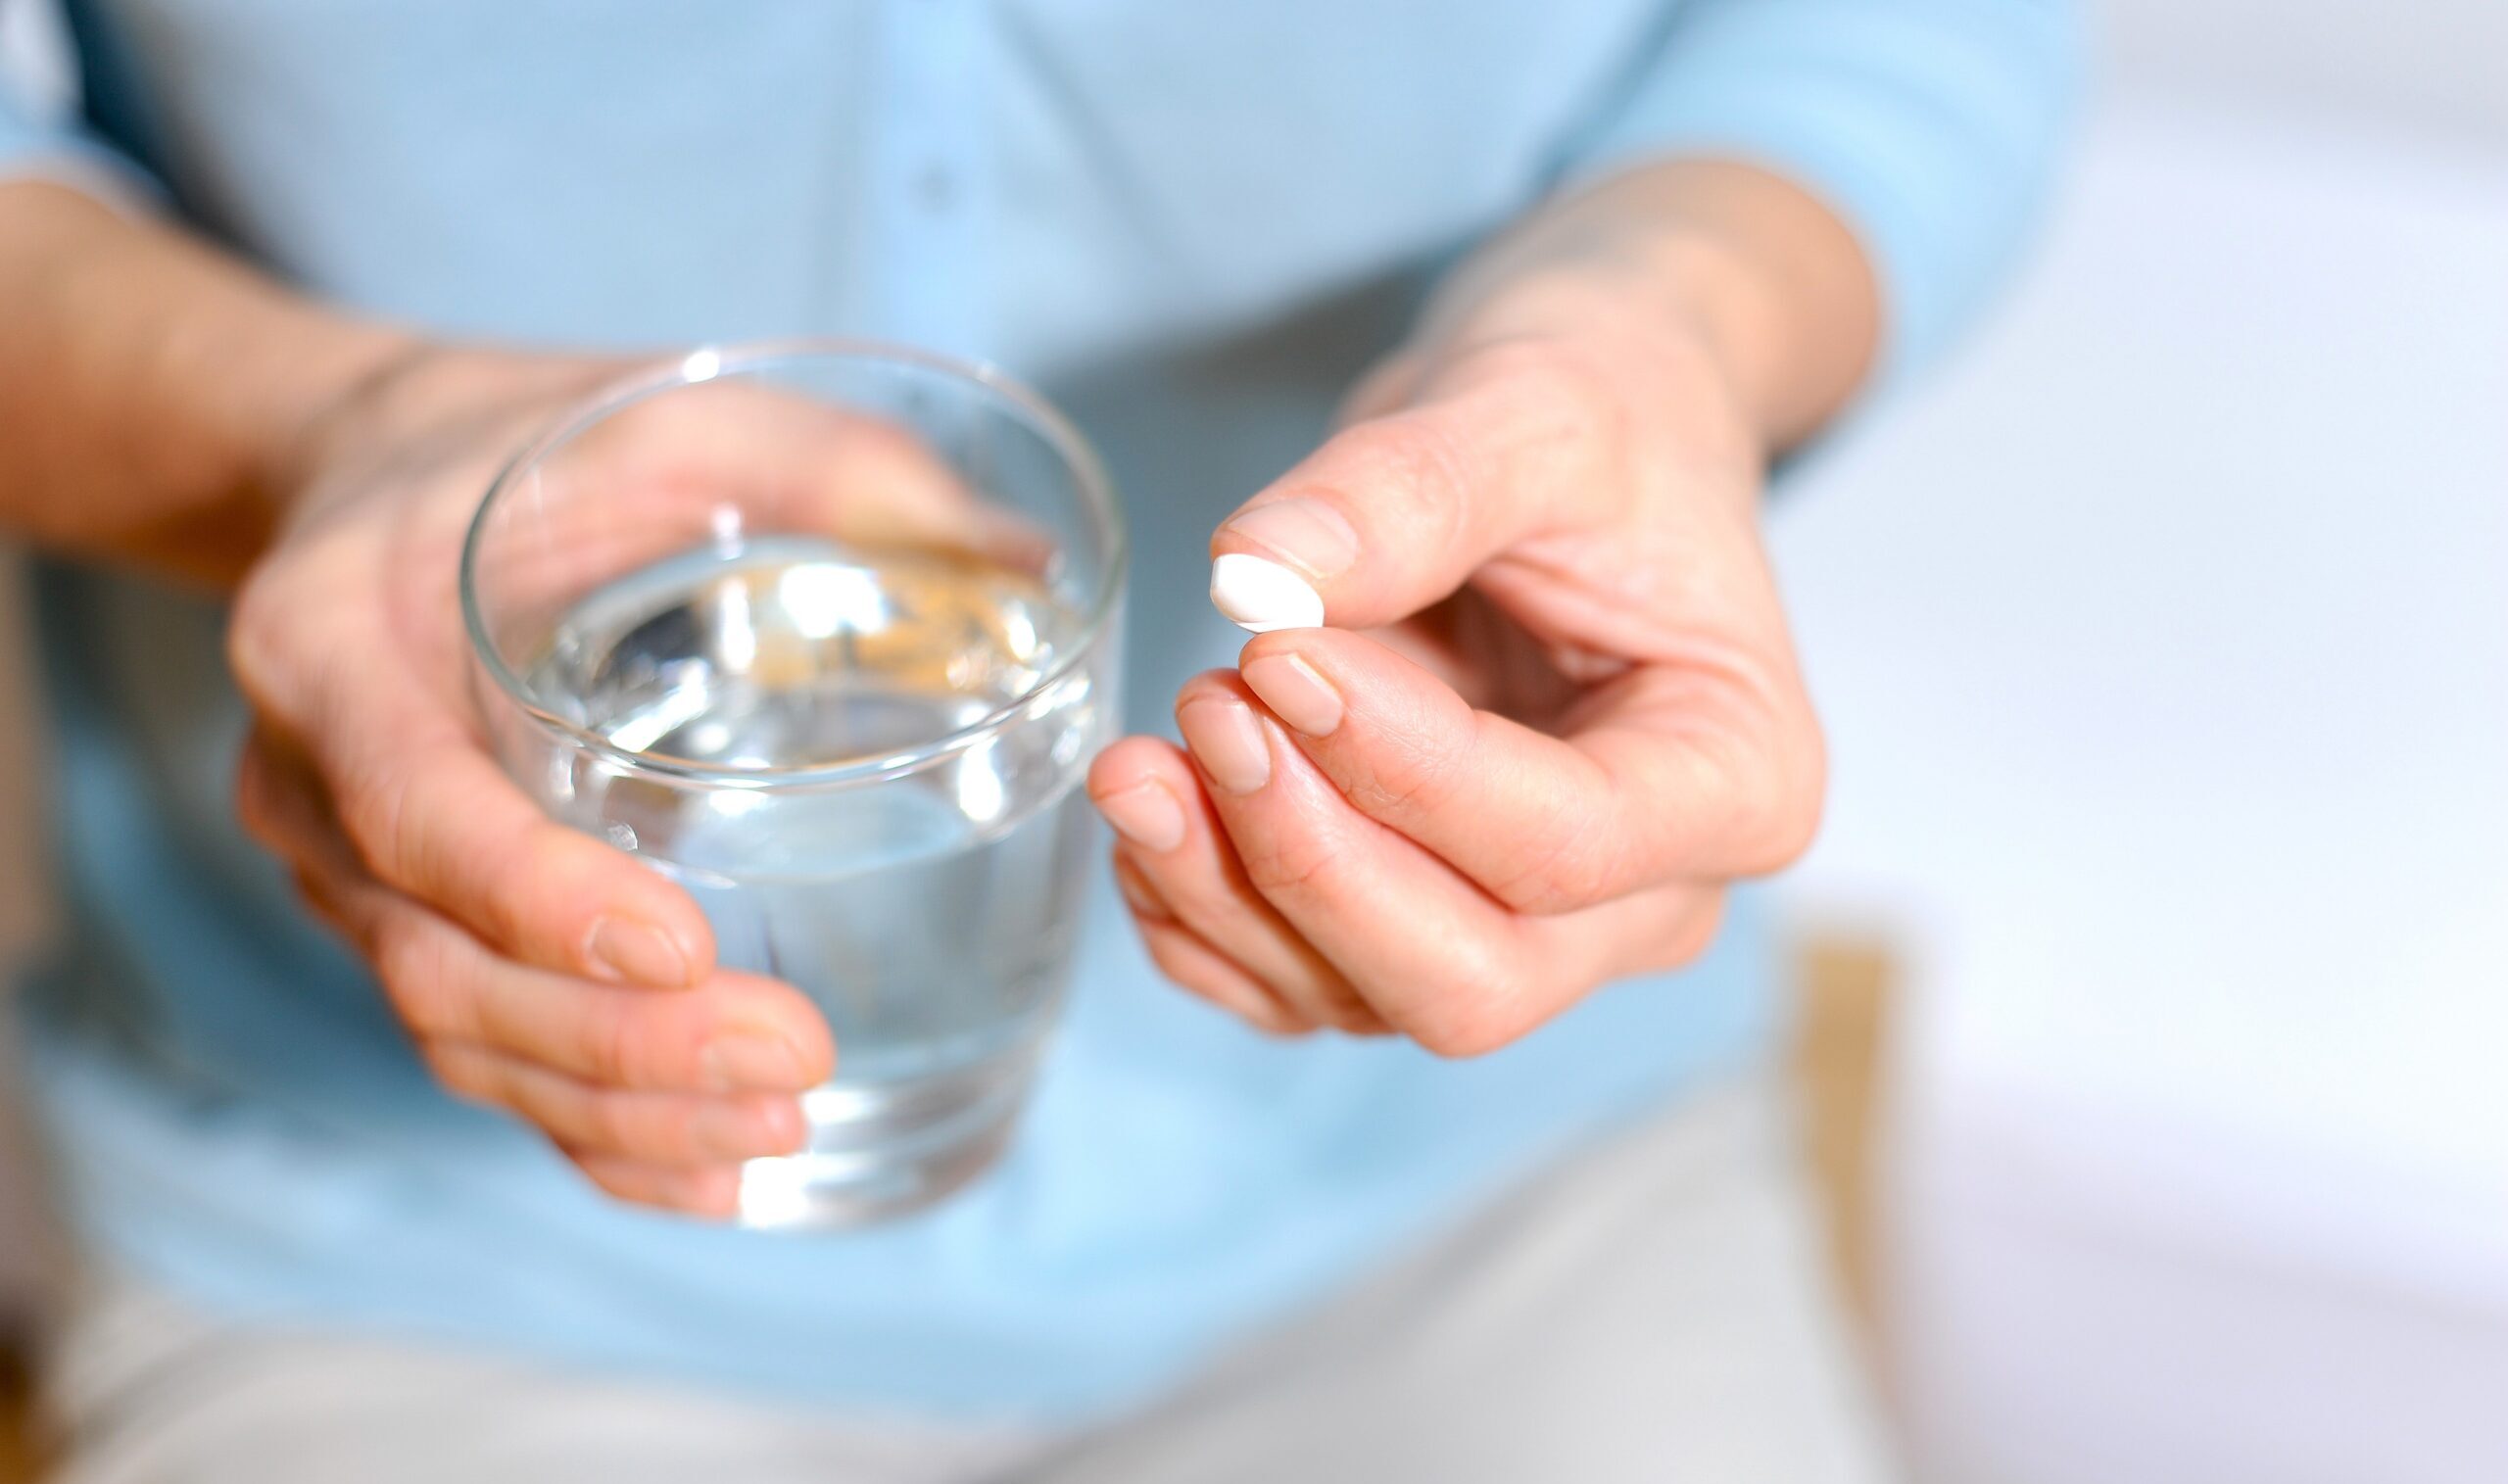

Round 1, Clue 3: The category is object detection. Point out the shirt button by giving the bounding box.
[912,165,956,213]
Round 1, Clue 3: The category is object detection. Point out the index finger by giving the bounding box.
[321,714,719,988]
[1209,339,1631,632]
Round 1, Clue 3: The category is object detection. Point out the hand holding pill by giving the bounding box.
[1085,169,1851,1052]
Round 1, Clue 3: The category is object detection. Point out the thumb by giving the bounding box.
[1210,344,1622,632]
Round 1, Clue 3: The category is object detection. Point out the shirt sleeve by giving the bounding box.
[1562,0,2085,383]
[0,61,161,211]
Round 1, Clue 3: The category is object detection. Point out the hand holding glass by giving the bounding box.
[461,343,1123,1228]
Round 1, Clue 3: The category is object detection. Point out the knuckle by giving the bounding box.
[224,573,297,710]
[1493,863,1597,917]
[1142,871,1222,934]
[1405,941,1543,1060]
[1147,951,1211,996]
[334,752,420,882]
[1754,795,1822,874]
[465,816,561,945]
[1142,934,1215,998]
[585,1091,654,1156]
[1314,982,1386,1036]
[585,1001,690,1089]
[570,1155,646,1206]
[371,910,462,1034]
[288,866,351,935]
[1734,728,1827,876]
[1128,850,1227,928]
[420,1043,496,1106]
[1454,332,1571,389]
[1468,336,1624,463]
[1767,728,1830,868]
[1627,890,1728,975]
[1231,829,1336,899]
[1533,341,1623,443]
[575,1002,644,1085]
[1411,1004,1519,1061]
[1346,721,1470,822]
[1340,411,1475,543]
[1487,804,1617,916]
[1661,891,1728,969]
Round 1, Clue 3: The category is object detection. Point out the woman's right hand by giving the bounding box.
[227,344,1004,1217]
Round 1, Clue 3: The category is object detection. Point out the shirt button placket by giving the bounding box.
[874,0,985,358]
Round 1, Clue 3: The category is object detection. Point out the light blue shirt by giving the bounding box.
[3,0,2078,1420]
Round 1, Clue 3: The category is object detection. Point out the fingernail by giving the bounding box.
[689,1098,801,1160]
[1221,498,1361,580]
[1112,856,1172,921]
[1239,652,1343,738]
[1211,553,1324,635]
[1179,694,1272,795]
[1095,781,1187,853]
[702,1031,812,1091]
[588,917,692,987]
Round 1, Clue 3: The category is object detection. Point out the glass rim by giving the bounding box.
[459,336,1127,790]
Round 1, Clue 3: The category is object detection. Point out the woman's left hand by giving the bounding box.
[1087,266,1829,1055]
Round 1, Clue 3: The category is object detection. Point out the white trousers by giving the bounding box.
[38,1074,1895,1483]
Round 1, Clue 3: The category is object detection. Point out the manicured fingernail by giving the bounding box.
[1179,694,1272,795]
[1112,856,1172,921]
[689,1098,802,1160]
[588,917,692,987]
[1095,781,1187,852]
[702,1031,812,1091]
[1239,652,1343,737]
[1211,553,1325,634]
[1221,498,1361,580]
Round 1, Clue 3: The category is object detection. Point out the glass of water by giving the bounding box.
[460,341,1124,1229]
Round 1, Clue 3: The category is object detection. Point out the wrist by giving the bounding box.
[1427,160,1879,452]
[249,318,432,506]
[1419,259,1766,459]
[269,340,621,524]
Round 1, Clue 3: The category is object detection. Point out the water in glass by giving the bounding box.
[519,533,1106,1225]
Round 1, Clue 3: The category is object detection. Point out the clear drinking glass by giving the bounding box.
[460,341,1124,1229]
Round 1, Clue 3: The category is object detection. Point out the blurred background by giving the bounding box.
[1,1,2502,1480]
[1773,1,2507,1479]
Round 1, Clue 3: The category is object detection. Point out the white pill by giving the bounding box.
[1210,552,1325,634]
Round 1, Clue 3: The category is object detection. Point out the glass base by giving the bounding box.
[734,1062,1032,1230]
